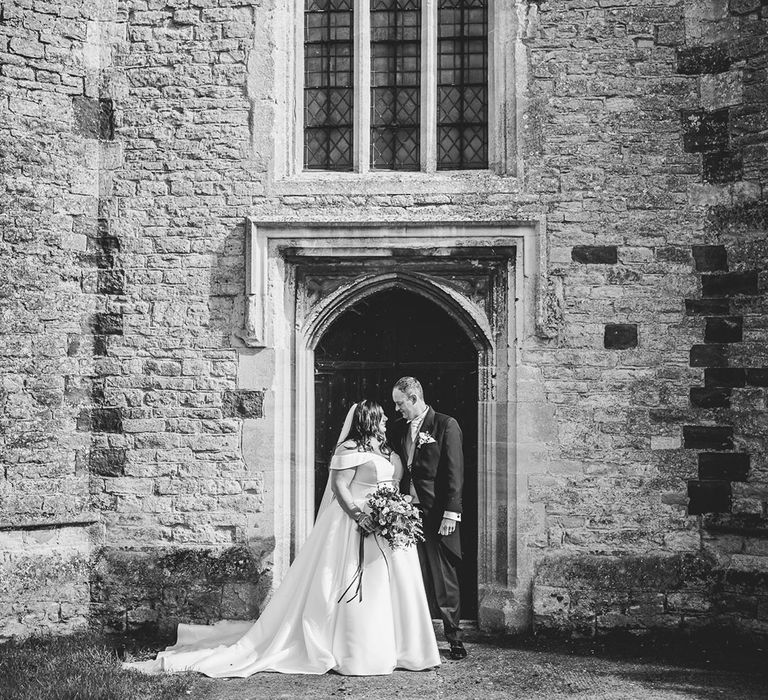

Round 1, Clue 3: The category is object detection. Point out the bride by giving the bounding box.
[124,400,440,676]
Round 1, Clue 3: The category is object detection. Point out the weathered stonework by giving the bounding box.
[1,0,765,641]
[91,544,271,637]
[0,523,96,640]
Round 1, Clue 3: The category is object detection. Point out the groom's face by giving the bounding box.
[392,389,420,421]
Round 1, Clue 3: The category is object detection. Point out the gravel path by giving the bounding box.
[186,633,768,700]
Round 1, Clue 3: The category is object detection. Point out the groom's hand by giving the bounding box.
[438,517,456,536]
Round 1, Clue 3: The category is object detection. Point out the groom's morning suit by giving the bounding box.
[394,407,464,643]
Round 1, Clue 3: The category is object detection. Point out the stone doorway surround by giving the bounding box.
[237,220,547,631]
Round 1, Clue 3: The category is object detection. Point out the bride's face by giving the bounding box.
[378,414,387,435]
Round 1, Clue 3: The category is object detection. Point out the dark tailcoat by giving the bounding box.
[392,407,464,560]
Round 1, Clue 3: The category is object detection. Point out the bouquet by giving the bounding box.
[338,483,424,603]
[366,483,424,550]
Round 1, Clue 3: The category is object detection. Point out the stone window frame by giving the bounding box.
[271,0,523,190]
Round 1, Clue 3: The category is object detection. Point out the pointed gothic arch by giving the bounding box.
[303,270,494,355]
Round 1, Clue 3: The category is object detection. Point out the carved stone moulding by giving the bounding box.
[239,219,545,352]
[240,219,545,632]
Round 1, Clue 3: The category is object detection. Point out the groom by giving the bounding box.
[391,376,467,660]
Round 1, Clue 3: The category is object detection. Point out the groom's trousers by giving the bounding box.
[417,529,463,643]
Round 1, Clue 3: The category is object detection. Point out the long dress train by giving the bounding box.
[123,451,440,676]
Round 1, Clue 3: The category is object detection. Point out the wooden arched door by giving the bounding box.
[314,287,478,618]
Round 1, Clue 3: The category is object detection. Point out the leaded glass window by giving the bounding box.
[437,0,487,169]
[301,0,489,173]
[370,0,421,170]
[304,0,354,171]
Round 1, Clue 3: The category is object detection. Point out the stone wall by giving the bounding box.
[0,0,765,640]
[527,0,768,637]
[0,0,106,639]
[0,524,94,639]
[1,0,273,639]
[84,0,273,635]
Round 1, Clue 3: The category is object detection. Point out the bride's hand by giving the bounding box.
[356,513,376,534]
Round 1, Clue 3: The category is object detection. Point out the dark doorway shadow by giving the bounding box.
[313,287,478,619]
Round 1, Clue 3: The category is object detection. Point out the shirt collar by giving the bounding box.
[409,406,430,428]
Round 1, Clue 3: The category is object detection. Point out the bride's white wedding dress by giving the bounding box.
[124,450,440,676]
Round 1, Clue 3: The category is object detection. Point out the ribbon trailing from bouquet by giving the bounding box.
[337,531,391,604]
[338,530,366,604]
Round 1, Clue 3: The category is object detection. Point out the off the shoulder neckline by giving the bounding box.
[335,442,391,457]
[331,450,392,463]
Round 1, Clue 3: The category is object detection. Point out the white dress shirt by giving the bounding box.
[407,407,461,523]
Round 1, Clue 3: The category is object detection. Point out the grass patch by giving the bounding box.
[0,633,196,700]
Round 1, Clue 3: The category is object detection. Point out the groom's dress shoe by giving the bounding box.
[449,641,467,660]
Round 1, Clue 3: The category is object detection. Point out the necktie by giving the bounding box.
[400,427,414,495]
[404,424,420,503]
[406,423,417,465]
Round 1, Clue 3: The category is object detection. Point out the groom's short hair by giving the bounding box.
[394,376,424,400]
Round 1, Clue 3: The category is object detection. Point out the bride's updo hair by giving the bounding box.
[342,400,392,455]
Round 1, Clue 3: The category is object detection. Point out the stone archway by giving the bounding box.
[312,286,481,617]
[240,220,543,631]
[293,268,495,584]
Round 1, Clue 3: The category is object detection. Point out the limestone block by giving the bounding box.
[174,495,218,512]
[127,606,158,624]
[731,181,762,204]
[566,589,598,623]
[667,591,713,612]
[189,434,240,452]
[619,246,655,263]
[0,531,24,550]
[216,479,243,495]
[518,402,558,444]
[532,585,571,618]
[70,166,99,197]
[61,232,88,251]
[174,9,201,25]
[238,348,275,390]
[627,593,666,617]
[9,37,44,59]
[0,620,31,641]
[59,602,87,621]
[684,0,728,41]
[242,416,275,474]
[688,183,731,206]
[663,530,701,551]
[122,418,166,433]
[744,538,768,557]
[134,433,181,450]
[605,97,636,112]
[732,497,768,516]
[535,553,702,591]
[221,582,259,619]
[23,529,57,546]
[241,479,263,494]
[103,477,153,495]
[701,72,743,111]
[212,360,238,379]
[182,359,211,376]
[596,611,633,629]
[651,435,682,450]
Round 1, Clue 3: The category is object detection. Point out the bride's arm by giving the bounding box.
[330,450,375,533]
[390,452,404,482]
[330,468,360,520]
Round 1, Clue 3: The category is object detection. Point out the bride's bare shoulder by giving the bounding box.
[334,440,359,455]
